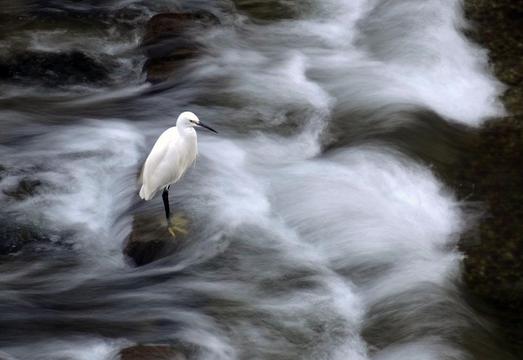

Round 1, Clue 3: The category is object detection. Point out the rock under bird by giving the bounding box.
[139,111,217,229]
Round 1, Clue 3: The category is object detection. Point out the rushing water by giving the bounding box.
[0,0,513,359]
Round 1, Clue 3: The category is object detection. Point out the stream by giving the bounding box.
[0,1,514,359]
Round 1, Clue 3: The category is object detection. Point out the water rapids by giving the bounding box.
[0,0,513,359]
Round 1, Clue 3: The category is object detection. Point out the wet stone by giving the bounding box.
[124,213,181,267]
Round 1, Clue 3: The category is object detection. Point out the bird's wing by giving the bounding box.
[140,127,178,186]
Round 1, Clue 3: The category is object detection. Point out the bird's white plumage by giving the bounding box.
[139,113,199,201]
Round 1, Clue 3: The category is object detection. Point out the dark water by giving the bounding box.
[0,1,514,359]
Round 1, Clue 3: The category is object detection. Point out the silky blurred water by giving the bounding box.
[0,1,513,359]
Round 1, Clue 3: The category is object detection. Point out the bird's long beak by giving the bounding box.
[198,121,218,134]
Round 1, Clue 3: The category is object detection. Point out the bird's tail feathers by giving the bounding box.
[139,185,151,200]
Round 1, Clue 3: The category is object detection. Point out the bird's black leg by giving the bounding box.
[162,188,170,221]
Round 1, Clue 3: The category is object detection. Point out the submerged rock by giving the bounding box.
[0,220,53,256]
[2,177,43,201]
[0,164,6,181]
[120,345,186,360]
[0,51,109,86]
[141,12,219,83]
[0,167,66,255]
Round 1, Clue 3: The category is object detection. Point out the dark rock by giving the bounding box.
[124,214,181,267]
[458,0,523,354]
[0,51,109,86]
[464,0,523,115]
[120,345,186,360]
[458,116,523,330]
[141,12,219,83]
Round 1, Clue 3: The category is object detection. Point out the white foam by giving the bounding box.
[198,0,504,128]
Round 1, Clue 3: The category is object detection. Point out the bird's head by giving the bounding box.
[177,111,218,134]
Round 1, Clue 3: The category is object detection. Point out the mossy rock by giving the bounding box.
[459,116,523,310]
[460,0,523,311]
[464,0,523,114]
[459,0,523,354]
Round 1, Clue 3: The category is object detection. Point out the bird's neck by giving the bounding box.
[177,125,196,139]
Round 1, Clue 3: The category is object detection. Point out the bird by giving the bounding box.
[139,111,217,235]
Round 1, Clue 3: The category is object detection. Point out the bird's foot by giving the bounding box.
[167,226,177,238]
[167,213,189,238]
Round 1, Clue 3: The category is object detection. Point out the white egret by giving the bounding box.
[139,111,217,233]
